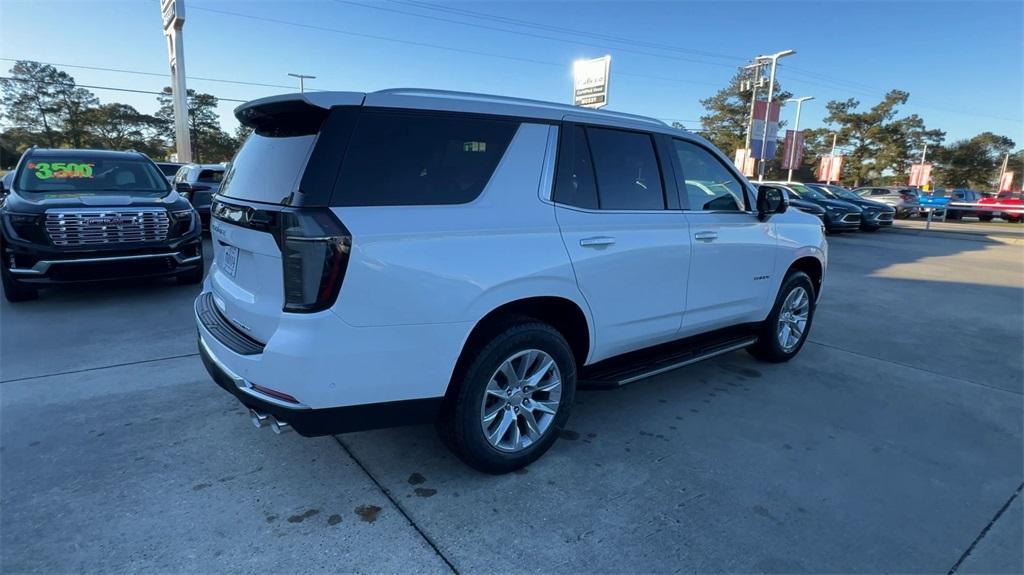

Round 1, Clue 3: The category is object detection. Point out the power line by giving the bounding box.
[331,0,741,70]
[188,5,723,88]
[388,0,745,63]
[0,76,247,103]
[0,57,300,91]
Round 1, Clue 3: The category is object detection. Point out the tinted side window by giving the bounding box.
[333,112,519,206]
[672,139,743,211]
[586,127,665,210]
[553,126,599,209]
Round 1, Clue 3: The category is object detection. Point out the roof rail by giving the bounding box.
[373,88,667,128]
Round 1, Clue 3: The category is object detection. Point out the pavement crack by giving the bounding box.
[806,340,1022,396]
[0,352,200,383]
[332,435,459,574]
[947,482,1023,574]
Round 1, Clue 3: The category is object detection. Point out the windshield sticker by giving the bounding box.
[28,162,95,180]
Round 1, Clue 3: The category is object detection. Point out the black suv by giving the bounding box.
[0,148,203,302]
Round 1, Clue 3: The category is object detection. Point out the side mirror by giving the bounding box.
[190,184,212,192]
[757,185,788,220]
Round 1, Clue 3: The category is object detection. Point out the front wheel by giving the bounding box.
[748,271,816,363]
[437,321,576,474]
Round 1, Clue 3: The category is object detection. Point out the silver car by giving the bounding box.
[853,186,920,219]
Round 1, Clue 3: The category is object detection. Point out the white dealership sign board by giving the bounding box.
[573,55,611,109]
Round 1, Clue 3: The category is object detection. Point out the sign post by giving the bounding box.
[573,55,611,109]
[161,0,192,163]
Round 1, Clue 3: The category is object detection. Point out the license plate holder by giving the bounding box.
[222,244,239,277]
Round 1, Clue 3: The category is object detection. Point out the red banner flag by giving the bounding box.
[781,130,805,170]
[908,163,933,187]
[817,155,843,182]
[999,171,1015,192]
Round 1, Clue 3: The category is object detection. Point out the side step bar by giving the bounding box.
[579,328,758,389]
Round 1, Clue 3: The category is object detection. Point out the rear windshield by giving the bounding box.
[156,163,181,177]
[16,156,169,198]
[219,134,317,205]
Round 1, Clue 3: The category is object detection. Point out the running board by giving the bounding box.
[579,326,758,389]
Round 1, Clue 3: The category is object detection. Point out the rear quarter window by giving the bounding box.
[332,111,519,206]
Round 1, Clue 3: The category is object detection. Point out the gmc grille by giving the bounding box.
[45,210,170,246]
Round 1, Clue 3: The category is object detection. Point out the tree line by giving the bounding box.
[0,60,246,168]
[692,70,1022,190]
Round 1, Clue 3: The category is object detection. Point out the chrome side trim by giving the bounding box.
[9,251,198,275]
[617,338,758,385]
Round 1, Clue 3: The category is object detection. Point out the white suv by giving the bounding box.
[196,89,827,473]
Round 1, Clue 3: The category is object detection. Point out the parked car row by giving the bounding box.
[760,181,895,233]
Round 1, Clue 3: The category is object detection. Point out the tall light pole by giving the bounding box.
[742,62,763,151]
[288,73,316,93]
[785,96,814,182]
[755,49,796,182]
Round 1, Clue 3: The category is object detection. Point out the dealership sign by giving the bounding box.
[573,55,611,109]
[751,101,781,159]
[908,163,933,187]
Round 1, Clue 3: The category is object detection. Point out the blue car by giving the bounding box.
[919,188,985,219]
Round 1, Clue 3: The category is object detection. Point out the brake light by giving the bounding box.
[280,209,351,313]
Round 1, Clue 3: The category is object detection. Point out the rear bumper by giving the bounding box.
[193,286,471,435]
[198,334,441,436]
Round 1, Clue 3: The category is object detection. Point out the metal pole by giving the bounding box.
[756,50,795,182]
[920,143,928,164]
[785,96,813,182]
[161,0,191,162]
[288,73,316,93]
[826,133,837,185]
[743,63,761,151]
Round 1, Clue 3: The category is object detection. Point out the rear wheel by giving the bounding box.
[748,271,816,363]
[438,321,576,474]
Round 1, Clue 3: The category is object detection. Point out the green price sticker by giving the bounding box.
[28,162,94,180]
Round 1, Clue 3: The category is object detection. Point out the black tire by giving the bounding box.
[747,271,816,363]
[437,321,576,474]
[1,255,38,303]
[979,214,993,222]
[176,266,203,285]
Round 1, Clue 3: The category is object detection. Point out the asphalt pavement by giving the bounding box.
[2,231,1021,573]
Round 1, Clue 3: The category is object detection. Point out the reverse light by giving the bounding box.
[280,209,351,313]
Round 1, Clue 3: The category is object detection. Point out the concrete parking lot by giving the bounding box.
[2,230,1021,573]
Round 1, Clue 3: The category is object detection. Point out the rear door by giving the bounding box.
[553,122,690,360]
[670,138,777,335]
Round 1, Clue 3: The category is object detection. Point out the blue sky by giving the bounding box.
[1,0,1021,147]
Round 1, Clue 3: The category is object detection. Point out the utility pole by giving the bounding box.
[755,50,796,182]
[826,133,838,185]
[785,96,813,182]
[160,0,191,162]
[742,62,763,151]
[288,73,316,93]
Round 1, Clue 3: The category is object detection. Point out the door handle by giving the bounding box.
[694,231,718,242]
[580,236,616,247]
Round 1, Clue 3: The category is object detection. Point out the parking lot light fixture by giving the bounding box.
[755,49,796,182]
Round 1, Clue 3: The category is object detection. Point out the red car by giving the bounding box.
[978,191,1023,222]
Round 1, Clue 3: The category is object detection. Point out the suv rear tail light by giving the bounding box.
[280,209,351,313]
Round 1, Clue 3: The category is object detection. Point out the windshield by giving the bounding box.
[785,182,827,200]
[16,156,169,198]
[818,184,860,201]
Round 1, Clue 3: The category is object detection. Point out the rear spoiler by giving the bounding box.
[234,92,365,136]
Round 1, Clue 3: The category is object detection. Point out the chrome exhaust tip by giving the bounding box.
[270,417,293,435]
[249,409,270,429]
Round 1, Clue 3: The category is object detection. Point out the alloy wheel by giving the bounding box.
[777,286,810,352]
[480,349,562,452]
